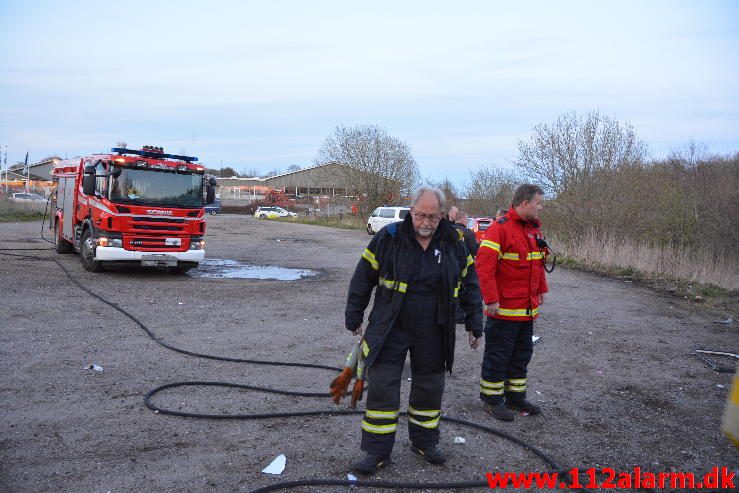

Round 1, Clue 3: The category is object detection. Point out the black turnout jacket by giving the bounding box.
[345,215,483,373]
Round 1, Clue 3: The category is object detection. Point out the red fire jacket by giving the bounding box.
[475,207,548,321]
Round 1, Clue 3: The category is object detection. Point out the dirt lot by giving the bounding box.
[1,215,737,492]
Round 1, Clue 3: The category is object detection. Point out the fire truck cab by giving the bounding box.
[52,146,217,273]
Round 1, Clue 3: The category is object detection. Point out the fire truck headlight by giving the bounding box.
[97,237,122,248]
[189,236,205,250]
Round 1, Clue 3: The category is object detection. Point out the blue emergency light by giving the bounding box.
[111,147,199,163]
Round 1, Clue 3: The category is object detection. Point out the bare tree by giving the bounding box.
[286,164,302,173]
[463,166,519,217]
[315,125,419,216]
[515,111,649,236]
[516,111,648,196]
[426,177,459,208]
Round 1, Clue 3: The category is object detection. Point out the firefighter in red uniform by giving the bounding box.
[475,184,548,421]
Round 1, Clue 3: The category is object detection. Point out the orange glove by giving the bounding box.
[350,379,364,408]
[330,367,353,404]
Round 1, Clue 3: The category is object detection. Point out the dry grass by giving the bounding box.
[552,230,738,292]
[0,198,47,222]
[276,214,366,231]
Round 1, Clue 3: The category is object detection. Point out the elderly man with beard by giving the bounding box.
[345,186,483,475]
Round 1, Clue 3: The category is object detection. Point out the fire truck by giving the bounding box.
[52,146,217,273]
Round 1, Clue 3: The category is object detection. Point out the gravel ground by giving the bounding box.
[1,215,737,492]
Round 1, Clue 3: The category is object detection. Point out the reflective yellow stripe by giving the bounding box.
[496,307,540,317]
[505,386,526,392]
[480,379,504,389]
[362,248,379,270]
[408,416,440,429]
[461,254,474,278]
[361,420,397,434]
[361,339,370,357]
[500,251,544,261]
[378,277,408,293]
[507,378,527,385]
[408,406,440,418]
[453,281,460,298]
[365,409,399,420]
[480,240,501,253]
[480,387,504,395]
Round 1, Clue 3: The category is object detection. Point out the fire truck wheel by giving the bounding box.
[80,229,104,272]
[55,221,73,254]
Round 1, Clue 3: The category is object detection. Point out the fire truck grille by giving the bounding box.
[131,217,185,232]
[133,225,183,231]
[133,217,185,223]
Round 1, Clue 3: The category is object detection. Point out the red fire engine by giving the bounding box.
[52,146,217,273]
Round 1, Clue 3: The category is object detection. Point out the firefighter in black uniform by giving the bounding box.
[345,186,483,475]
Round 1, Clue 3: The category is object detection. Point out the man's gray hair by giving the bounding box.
[410,185,446,212]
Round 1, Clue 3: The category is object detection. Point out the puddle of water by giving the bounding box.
[189,258,317,280]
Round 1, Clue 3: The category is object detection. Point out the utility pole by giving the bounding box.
[3,146,7,196]
[24,151,29,193]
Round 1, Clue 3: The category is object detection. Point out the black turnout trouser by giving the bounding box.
[479,317,534,404]
[360,297,445,457]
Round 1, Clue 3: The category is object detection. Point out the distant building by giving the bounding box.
[216,162,398,203]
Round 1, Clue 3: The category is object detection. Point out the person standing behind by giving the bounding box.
[494,208,507,221]
[453,211,478,258]
[452,211,479,324]
[475,184,548,421]
[447,205,458,223]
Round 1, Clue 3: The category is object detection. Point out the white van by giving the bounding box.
[367,206,410,235]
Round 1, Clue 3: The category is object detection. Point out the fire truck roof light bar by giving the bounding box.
[110,148,199,163]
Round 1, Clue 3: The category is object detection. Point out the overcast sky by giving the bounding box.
[1,1,737,185]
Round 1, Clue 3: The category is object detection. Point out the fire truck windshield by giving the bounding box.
[109,166,203,208]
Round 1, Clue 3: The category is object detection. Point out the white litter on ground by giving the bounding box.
[262,454,286,475]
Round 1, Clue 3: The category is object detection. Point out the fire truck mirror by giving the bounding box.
[83,175,96,196]
[206,184,216,205]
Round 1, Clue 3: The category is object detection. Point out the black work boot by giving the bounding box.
[352,453,392,475]
[411,444,447,464]
[484,401,515,422]
[507,399,541,415]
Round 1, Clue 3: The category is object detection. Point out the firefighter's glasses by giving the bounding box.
[411,211,443,223]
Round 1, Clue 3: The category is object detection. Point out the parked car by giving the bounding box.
[254,206,298,219]
[205,197,221,216]
[10,192,46,203]
[367,206,410,235]
[467,217,494,243]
